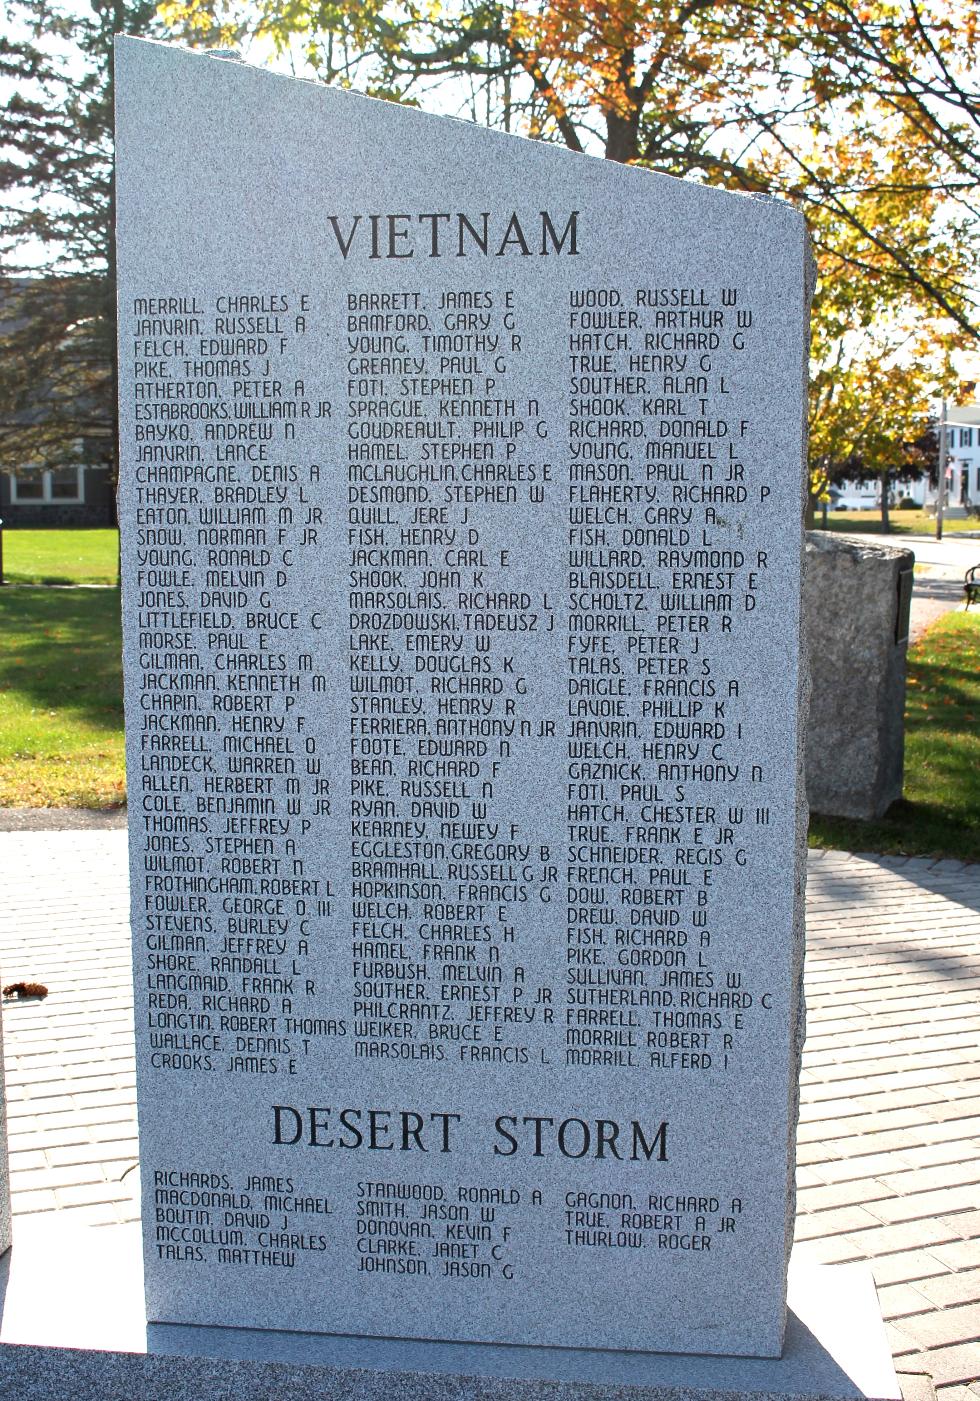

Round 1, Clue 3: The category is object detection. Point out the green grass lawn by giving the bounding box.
[815,509,978,537]
[809,611,980,863]
[1,527,119,584]
[0,588,125,807]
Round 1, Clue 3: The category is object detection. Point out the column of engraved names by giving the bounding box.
[130,292,339,1093]
[345,286,562,1074]
[563,284,771,1078]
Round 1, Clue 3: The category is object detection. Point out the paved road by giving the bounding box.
[813,531,979,579]
[899,536,980,579]
[0,832,977,1395]
[901,535,977,641]
[909,577,972,643]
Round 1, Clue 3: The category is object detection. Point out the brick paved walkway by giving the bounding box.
[0,833,135,1224]
[797,851,980,1398]
[0,832,977,1396]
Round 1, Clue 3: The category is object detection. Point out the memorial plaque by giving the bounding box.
[116,36,810,1360]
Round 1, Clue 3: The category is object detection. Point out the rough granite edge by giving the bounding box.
[805,533,915,565]
[111,35,806,241]
[0,992,10,1258]
[782,223,817,1337]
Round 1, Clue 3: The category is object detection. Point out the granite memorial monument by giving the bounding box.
[115,33,813,1366]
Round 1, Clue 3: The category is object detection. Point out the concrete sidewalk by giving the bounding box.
[908,577,972,643]
[906,533,976,640]
[0,831,977,1397]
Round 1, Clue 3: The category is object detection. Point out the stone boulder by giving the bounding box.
[805,532,914,820]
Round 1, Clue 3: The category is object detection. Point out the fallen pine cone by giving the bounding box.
[3,982,48,999]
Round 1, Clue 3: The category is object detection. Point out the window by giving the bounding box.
[49,467,83,500]
[960,428,974,448]
[9,466,84,504]
[10,474,44,500]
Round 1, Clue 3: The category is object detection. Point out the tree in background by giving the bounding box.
[809,317,945,530]
[806,188,961,528]
[160,2,979,324]
[159,0,980,516]
[0,0,158,484]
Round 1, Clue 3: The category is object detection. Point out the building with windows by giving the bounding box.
[0,459,114,527]
[0,279,115,527]
[939,406,980,512]
[831,404,980,515]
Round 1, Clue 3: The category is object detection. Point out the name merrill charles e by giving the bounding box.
[272,1105,668,1161]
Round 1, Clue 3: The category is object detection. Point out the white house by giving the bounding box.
[832,404,980,515]
[937,404,980,513]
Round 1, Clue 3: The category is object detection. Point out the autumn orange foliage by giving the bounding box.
[159,0,980,491]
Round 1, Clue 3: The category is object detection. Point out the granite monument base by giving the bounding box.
[0,1218,901,1401]
[804,532,915,820]
[0,997,10,1259]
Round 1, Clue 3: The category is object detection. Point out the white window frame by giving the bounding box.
[9,465,86,505]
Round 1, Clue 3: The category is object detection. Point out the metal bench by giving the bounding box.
[966,565,980,610]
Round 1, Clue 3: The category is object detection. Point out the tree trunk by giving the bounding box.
[604,108,639,163]
[880,469,891,533]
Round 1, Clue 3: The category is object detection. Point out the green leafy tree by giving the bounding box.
[808,306,953,529]
[159,1,980,523]
[0,0,158,485]
[160,1,980,339]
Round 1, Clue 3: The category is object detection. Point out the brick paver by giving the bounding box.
[0,833,978,1394]
[798,849,980,1398]
[0,832,136,1229]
